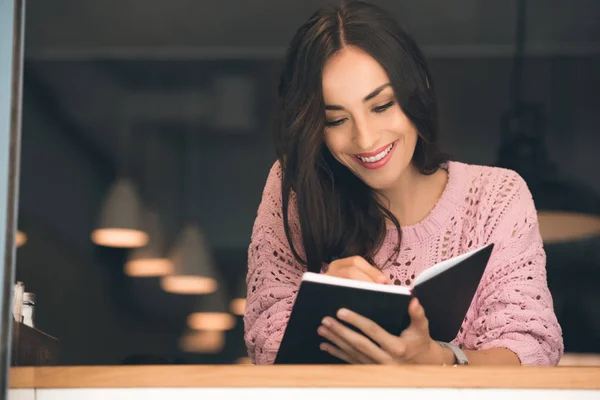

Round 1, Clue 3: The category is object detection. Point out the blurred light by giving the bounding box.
[92,228,148,248]
[230,298,246,316]
[161,223,218,294]
[92,178,147,248]
[179,331,224,353]
[538,211,600,244]
[126,259,173,277]
[187,312,235,331]
[16,230,27,247]
[559,353,600,366]
[125,208,173,277]
[160,276,217,295]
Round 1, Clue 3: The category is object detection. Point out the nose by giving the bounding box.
[352,116,380,151]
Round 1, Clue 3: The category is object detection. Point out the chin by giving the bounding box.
[354,155,410,192]
[358,172,401,191]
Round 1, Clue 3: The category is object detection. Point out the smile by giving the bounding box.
[352,141,397,170]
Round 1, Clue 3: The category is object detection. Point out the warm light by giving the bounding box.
[559,353,600,366]
[538,211,600,243]
[187,312,236,331]
[236,357,252,364]
[91,228,148,248]
[179,331,224,353]
[125,258,174,277]
[16,230,27,247]
[160,276,217,294]
[230,298,246,316]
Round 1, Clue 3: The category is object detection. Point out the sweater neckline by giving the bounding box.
[386,161,465,244]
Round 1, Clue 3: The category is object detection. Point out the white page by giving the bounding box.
[302,272,412,295]
[413,244,491,287]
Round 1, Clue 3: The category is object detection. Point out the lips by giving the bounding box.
[352,140,397,170]
[354,142,395,158]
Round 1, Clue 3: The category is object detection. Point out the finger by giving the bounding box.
[321,317,392,364]
[348,256,391,284]
[328,263,377,283]
[346,268,380,283]
[320,343,358,364]
[318,325,375,364]
[336,308,400,359]
[408,297,429,333]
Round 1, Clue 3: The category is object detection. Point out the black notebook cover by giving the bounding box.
[274,243,494,364]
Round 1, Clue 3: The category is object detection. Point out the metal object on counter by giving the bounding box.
[11,281,24,324]
[21,292,35,328]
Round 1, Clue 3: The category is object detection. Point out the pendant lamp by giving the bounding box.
[91,177,148,248]
[187,284,235,331]
[160,223,218,294]
[92,123,147,248]
[124,132,173,276]
[125,208,173,277]
[497,0,600,244]
[160,128,218,294]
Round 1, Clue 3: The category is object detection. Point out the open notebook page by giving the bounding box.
[413,244,492,287]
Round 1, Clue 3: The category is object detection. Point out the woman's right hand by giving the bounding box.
[325,256,391,284]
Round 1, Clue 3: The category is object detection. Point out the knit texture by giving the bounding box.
[244,160,564,365]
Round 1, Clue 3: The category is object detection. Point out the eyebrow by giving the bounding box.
[325,83,392,111]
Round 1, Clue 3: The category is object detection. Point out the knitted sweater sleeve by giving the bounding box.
[461,171,564,365]
[244,162,305,364]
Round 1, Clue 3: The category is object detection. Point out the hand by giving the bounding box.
[325,256,391,284]
[317,298,444,364]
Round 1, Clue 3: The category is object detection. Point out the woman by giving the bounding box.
[244,0,563,366]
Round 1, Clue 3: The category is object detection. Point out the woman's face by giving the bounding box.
[322,46,418,191]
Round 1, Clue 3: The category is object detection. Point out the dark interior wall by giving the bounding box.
[14,53,600,364]
[432,56,600,193]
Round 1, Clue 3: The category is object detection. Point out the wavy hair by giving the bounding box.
[273,0,448,272]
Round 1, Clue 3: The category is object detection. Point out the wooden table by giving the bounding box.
[8,365,600,400]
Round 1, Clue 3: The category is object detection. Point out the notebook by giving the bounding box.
[274,243,495,364]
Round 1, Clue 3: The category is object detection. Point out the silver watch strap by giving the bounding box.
[436,341,469,365]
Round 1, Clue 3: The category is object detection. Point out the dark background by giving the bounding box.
[14,0,600,364]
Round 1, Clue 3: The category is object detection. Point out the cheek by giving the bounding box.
[388,107,412,129]
[390,109,419,145]
[324,130,348,158]
[324,130,356,168]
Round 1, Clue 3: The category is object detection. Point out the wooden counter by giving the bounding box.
[8,365,600,390]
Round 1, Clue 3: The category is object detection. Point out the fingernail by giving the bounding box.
[320,343,327,351]
[322,317,332,327]
[318,326,327,336]
[337,308,349,318]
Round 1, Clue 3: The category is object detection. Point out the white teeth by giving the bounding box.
[357,143,393,163]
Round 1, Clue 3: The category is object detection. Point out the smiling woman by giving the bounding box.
[244,0,563,367]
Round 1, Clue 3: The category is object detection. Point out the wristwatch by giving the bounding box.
[436,341,469,365]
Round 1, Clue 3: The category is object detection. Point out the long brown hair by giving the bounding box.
[273,0,448,272]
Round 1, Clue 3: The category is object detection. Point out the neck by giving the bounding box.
[376,164,448,227]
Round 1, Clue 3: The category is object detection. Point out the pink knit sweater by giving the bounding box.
[244,160,564,365]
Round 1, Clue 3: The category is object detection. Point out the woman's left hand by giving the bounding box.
[318,298,444,364]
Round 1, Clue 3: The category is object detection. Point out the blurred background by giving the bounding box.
[12,0,600,365]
